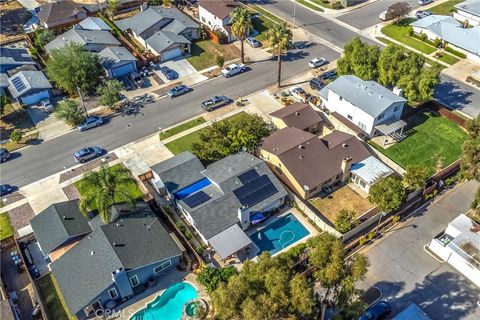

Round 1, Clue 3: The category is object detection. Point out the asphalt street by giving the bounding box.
[359,180,480,319]
[1,43,339,188]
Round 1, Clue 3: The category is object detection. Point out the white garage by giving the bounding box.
[161,47,182,61]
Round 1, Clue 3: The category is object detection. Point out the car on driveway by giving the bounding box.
[221,63,246,78]
[201,96,230,111]
[418,0,433,5]
[309,57,327,68]
[416,10,432,19]
[310,77,327,91]
[319,70,337,81]
[167,85,191,98]
[359,301,392,320]
[0,184,13,196]
[74,147,103,163]
[246,37,261,48]
[40,99,54,112]
[77,116,104,131]
[289,87,309,102]
[160,66,177,80]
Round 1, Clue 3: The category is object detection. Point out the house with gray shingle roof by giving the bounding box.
[319,75,406,138]
[45,28,120,53]
[30,201,184,320]
[0,47,37,73]
[98,46,138,79]
[115,6,198,61]
[411,15,480,63]
[77,17,112,31]
[7,70,52,105]
[454,0,480,26]
[37,1,88,30]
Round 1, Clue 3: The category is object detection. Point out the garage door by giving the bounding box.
[20,90,50,106]
[162,47,182,61]
[111,62,136,78]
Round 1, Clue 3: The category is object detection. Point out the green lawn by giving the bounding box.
[187,40,240,71]
[249,5,286,24]
[36,274,72,320]
[160,117,206,140]
[165,112,248,155]
[370,112,467,174]
[0,213,13,240]
[297,0,324,12]
[435,52,460,65]
[252,15,277,42]
[310,0,343,9]
[429,0,463,15]
[382,22,437,54]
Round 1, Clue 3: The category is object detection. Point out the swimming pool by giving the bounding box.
[250,213,310,255]
[130,282,197,320]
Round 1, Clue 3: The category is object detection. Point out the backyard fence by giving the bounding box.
[404,101,469,128]
[342,209,384,243]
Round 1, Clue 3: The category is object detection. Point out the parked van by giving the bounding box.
[379,10,395,21]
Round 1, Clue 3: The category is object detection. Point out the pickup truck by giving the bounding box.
[221,63,246,78]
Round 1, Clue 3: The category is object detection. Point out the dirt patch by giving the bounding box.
[0,105,36,140]
[62,184,80,200]
[0,1,32,44]
[8,203,35,231]
[59,152,118,183]
[2,191,26,206]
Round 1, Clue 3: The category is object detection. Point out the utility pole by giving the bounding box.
[375,211,387,235]
[292,0,297,28]
[76,86,88,117]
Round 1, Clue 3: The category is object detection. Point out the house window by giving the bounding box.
[201,17,206,22]
[358,122,367,131]
[84,300,103,316]
[377,112,385,120]
[347,114,353,120]
[108,288,118,300]
[130,275,139,287]
[394,105,400,112]
[154,260,172,274]
[360,180,367,188]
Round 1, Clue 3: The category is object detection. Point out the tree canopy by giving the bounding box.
[337,37,380,81]
[46,42,103,95]
[197,265,237,293]
[460,115,480,211]
[33,28,54,48]
[98,79,123,108]
[368,176,406,213]
[334,209,358,234]
[55,100,86,127]
[403,164,430,189]
[388,2,411,23]
[230,7,253,64]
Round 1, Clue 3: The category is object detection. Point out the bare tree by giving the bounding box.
[389,2,411,24]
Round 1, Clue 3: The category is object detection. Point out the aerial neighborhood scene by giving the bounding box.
[2,0,480,318]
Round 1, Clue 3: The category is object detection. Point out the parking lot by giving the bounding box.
[359,180,480,319]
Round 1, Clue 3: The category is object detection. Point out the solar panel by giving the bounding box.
[233,175,278,207]
[183,191,211,208]
[238,169,259,185]
[11,76,26,92]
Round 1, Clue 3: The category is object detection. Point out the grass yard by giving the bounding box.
[310,0,343,9]
[36,274,72,320]
[165,112,248,155]
[309,185,374,224]
[0,213,14,240]
[249,5,286,24]
[252,15,277,42]
[297,0,324,12]
[429,0,463,15]
[160,117,206,140]
[187,40,240,71]
[435,52,460,65]
[370,112,467,175]
[382,22,437,55]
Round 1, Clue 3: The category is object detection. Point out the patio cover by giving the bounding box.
[208,224,252,260]
[350,156,393,185]
[375,119,407,136]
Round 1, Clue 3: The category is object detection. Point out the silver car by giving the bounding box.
[167,85,191,98]
[77,116,104,131]
[40,99,54,113]
[74,147,102,163]
[201,96,230,111]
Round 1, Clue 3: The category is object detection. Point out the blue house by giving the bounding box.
[98,46,138,79]
[30,200,184,319]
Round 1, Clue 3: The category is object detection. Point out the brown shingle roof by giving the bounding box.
[199,0,240,19]
[261,127,371,189]
[270,102,323,131]
[37,1,87,26]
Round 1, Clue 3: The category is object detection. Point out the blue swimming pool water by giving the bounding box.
[130,282,197,320]
[250,213,310,255]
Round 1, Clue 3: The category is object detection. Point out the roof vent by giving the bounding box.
[299,155,305,159]
[298,145,305,150]
[113,242,117,246]
[228,166,232,171]
[342,143,348,148]
[90,251,95,255]
[62,215,67,220]
[379,95,383,99]
[295,112,300,116]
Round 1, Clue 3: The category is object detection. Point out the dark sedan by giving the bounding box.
[359,301,392,320]
[0,184,13,196]
[160,66,177,80]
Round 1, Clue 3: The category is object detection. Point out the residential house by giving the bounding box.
[0,73,9,95]
[411,15,480,63]
[319,75,406,138]
[7,70,52,105]
[454,0,480,26]
[99,46,138,78]
[37,1,88,30]
[428,213,480,287]
[270,102,324,134]
[151,151,288,260]
[0,47,37,73]
[259,127,391,199]
[45,28,120,53]
[77,17,112,31]
[31,200,184,319]
[198,0,241,42]
[115,7,199,61]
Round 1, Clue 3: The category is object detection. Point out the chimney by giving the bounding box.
[237,206,250,231]
[341,156,352,182]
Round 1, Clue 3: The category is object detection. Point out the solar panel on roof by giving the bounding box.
[238,169,259,184]
[11,76,26,92]
[233,175,278,207]
[183,191,211,208]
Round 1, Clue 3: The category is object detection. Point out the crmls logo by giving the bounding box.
[95,309,136,318]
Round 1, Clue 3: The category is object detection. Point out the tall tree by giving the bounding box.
[33,28,54,48]
[46,42,103,95]
[97,79,123,109]
[55,100,86,127]
[388,2,411,23]
[460,115,480,211]
[267,22,292,87]
[368,176,406,213]
[106,0,120,16]
[337,37,380,80]
[230,7,253,64]
[78,164,137,223]
[403,164,430,189]
[334,209,358,233]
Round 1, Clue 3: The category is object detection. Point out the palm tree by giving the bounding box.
[55,100,86,127]
[230,7,253,64]
[267,23,293,87]
[79,164,138,223]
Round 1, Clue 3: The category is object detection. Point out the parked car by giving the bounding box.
[129,72,144,87]
[319,70,337,81]
[77,116,104,131]
[359,301,392,320]
[167,85,191,98]
[246,37,261,48]
[379,9,395,21]
[160,66,177,80]
[221,63,246,78]
[416,10,432,19]
[1,148,11,162]
[29,265,40,279]
[201,96,230,111]
[289,87,309,103]
[0,184,13,196]
[73,147,103,163]
[309,77,327,91]
[309,57,327,68]
[40,99,54,112]
[418,0,433,5]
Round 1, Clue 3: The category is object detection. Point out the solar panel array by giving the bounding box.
[233,175,278,207]
[183,191,211,208]
[238,169,259,184]
[11,76,26,92]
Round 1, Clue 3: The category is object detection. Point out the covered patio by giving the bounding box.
[374,119,407,147]
[208,224,254,262]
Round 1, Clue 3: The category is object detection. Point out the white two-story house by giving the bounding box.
[319,75,407,139]
[198,0,240,42]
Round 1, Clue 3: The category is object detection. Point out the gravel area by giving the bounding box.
[59,152,118,183]
[8,203,34,231]
[62,184,80,200]
[2,192,25,206]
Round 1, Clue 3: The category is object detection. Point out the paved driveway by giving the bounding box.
[359,180,480,320]
[155,57,198,83]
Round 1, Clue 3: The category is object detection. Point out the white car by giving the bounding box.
[40,99,54,112]
[309,57,327,68]
[221,63,246,78]
[289,87,308,103]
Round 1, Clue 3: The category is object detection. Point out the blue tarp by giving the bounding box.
[174,178,211,200]
[250,212,266,225]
